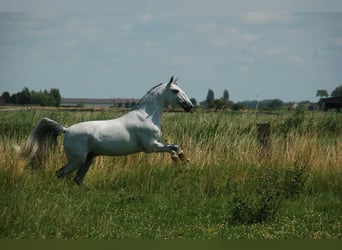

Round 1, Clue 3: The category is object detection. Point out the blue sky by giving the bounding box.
[1,1,342,102]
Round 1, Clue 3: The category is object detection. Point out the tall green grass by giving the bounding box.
[0,109,341,238]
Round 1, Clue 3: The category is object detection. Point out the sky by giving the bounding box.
[1,1,342,103]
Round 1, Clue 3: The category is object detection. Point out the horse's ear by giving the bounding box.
[174,76,178,85]
[167,76,174,87]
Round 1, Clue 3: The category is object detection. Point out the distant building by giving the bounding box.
[61,98,139,108]
[287,102,298,110]
[321,96,342,111]
[298,101,319,111]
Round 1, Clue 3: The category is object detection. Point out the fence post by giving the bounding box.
[257,123,271,158]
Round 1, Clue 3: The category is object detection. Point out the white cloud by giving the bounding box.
[289,55,304,64]
[140,13,153,24]
[210,35,229,48]
[241,12,295,25]
[241,33,258,42]
[30,12,58,20]
[265,47,285,56]
[65,18,102,38]
[197,22,219,33]
[218,31,256,47]
[198,24,258,48]
[228,28,258,43]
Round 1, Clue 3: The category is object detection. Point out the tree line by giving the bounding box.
[202,89,232,110]
[202,88,285,111]
[2,87,61,107]
[200,84,342,111]
[2,84,341,110]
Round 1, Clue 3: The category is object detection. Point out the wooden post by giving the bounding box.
[257,123,271,158]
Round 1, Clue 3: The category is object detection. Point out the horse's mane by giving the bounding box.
[144,83,163,96]
[131,83,164,110]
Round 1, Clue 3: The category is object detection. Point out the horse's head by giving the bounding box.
[165,76,193,112]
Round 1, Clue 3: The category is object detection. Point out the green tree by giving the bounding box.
[316,89,328,98]
[39,90,54,106]
[316,89,329,110]
[223,89,229,103]
[331,85,342,97]
[265,99,284,110]
[30,90,42,105]
[9,87,62,106]
[1,91,10,103]
[11,93,19,104]
[190,98,197,106]
[50,88,61,107]
[18,87,31,105]
[206,89,215,108]
[213,99,226,110]
[232,102,246,111]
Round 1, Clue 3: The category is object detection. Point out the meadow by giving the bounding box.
[0,108,341,239]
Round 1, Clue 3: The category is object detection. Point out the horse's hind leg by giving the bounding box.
[73,153,95,187]
[56,160,82,179]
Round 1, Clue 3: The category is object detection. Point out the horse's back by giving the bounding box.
[64,118,143,156]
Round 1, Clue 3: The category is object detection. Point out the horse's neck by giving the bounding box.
[134,93,165,127]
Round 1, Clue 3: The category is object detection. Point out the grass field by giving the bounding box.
[0,108,341,239]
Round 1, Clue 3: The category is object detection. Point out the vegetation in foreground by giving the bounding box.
[0,109,341,239]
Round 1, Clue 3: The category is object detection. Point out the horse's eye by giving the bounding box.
[172,89,179,94]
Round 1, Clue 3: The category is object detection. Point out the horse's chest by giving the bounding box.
[135,123,161,139]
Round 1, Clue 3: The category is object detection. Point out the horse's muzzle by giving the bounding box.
[182,102,193,112]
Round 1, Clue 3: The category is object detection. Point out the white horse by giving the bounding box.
[18,76,193,187]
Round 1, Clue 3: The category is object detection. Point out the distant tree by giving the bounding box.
[206,89,215,108]
[11,93,19,104]
[30,90,41,105]
[240,100,258,109]
[232,102,246,111]
[50,88,61,107]
[213,99,226,110]
[316,89,329,110]
[316,89,328,98]
[2,91,10,103]
[190,98,197,106]
[6,87,62,106]
[223,89,229,103]
[331,85,342,97]
[267,99,284,109]
[18,87,31,105]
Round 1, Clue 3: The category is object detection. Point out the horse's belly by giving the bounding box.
[65,118,149,157]
[90,135,142,156]
[93,142,141,156]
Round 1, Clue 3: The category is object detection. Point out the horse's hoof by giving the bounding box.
[178,153,185,161]
[73,176,81,186]
[55,168,64,178]
[171,155,180,163]
[178,152,190,162]
[73,176,89,190]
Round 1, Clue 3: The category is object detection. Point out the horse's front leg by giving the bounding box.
[148,141,189,163]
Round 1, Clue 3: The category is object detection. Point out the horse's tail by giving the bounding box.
[16,118,66,159]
